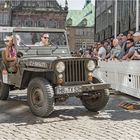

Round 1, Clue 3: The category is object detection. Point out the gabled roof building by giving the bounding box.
[66,1,95,51]
[0,0,68,42]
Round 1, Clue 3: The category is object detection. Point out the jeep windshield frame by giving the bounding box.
[13,27,71,57]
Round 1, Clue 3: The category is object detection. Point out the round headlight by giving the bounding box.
[87,60,96,71]
[56,61,65,73]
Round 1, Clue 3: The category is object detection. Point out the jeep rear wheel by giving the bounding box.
[27,78,54,117]
[0,72,9,100]
[81,89,109,112]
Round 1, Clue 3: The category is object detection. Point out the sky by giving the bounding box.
[57,0,95,10]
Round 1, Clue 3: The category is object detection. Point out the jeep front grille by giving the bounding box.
[64,60,86,84]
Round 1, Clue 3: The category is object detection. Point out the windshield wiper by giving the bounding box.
[52,45,58,53]
[49,41,59,54]
[20,42,31,52]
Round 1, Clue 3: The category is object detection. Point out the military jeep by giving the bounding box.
[0,27,110,117]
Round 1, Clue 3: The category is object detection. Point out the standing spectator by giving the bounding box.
[97,42,106,60]
[131,32,140,60]
[104,41,111,55]
[106,39,121,60]
[90,46,98,58]
[83,50,91,58]
[127,31,134,39]
[120,35,127,48]
[122,39,135,60]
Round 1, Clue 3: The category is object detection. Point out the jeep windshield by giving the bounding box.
[13,31,70,57]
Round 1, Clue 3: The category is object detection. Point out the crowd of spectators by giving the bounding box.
[72,30,140,61]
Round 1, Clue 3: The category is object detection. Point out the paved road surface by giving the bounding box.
[0,90,140,140]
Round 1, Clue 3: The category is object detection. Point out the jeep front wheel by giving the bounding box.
[27,78,54,117]
[0,71,9,100]
[80,89,109,112]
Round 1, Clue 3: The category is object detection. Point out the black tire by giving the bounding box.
[81,89,109,112]
[0,71,9,100]
[27,77,54,117]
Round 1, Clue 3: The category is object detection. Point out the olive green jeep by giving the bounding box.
[0,27,110,117]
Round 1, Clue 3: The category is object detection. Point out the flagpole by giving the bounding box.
[136,0,139,31]
[114,0,117,38]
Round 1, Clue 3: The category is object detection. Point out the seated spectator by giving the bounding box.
[122,39,135,60]
[3,35,17,72]
[106,39,121,60]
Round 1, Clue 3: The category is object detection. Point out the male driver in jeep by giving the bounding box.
[35,33,49,47]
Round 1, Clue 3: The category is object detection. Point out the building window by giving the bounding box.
[47,20,57,28]
[37,20,44,27]
[76,29,83,36]
[23,18,33,27]
[0,12,8,25]
[82,18,87,26]
[66,18,72,26]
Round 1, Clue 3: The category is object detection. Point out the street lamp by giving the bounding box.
[4,0,11,9]
[107,9,111,38]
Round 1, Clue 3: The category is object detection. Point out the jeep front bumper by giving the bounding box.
[55,83,110,95]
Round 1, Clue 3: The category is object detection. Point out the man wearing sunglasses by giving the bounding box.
[122,39,135,60]
[35,33,49,47]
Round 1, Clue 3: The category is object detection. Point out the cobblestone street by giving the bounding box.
[0,90,140,140]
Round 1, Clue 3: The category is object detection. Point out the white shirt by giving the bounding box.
[98,47,106,59]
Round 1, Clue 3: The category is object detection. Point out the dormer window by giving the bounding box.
[66,18,72,26]
[82,18,87,26]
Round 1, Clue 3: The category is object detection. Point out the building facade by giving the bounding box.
[0,0,68,42]
[66,1,95,51]
[95,0,140,41]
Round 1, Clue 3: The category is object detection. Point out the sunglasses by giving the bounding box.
[127,42,132,44]
[43,37,48,39]
[4,40,10,42]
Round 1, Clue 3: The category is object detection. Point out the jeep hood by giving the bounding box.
[20,56,94,69]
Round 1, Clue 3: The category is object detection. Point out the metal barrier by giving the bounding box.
[94,60,140,99]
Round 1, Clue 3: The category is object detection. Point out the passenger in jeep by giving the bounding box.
[35,33,49,47]
[3,35,17,72]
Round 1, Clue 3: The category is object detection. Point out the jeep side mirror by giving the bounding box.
[17,51,23,58]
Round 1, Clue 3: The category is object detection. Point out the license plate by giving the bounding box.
[56,86,82,94]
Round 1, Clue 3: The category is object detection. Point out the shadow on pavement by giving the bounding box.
[0,94,140,126]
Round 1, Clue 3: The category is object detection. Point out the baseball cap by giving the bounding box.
[133,32,140,37]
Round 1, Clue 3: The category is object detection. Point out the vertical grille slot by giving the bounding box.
[64,60,86,84]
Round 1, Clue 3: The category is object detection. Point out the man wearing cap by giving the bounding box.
[131,31,140,59]
[35,33,49,47]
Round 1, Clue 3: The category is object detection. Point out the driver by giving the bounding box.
[35,33,49,47]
